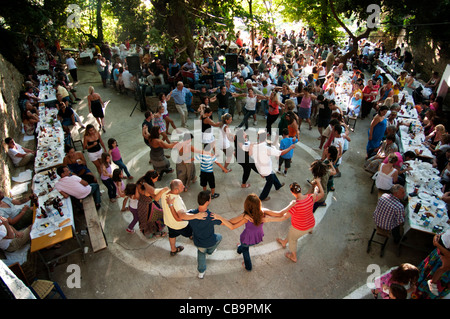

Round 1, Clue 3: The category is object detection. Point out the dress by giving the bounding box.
[90,99,104,118]
[153,114,166,132]
[413,248,450,299]
[150,145,170,173]
[137,192,165,235]
[367,117,387,155]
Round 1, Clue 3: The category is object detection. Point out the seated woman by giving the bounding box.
[434,133,450,156]
[384,151,415,186]
[375,153,399,195]
[63,145,97,184]
[57,98,75,135]
[347,92,362,118]
[421,109,436,136]
[425,124,447,154]
[22,109,39,137]
[364,134,398,174]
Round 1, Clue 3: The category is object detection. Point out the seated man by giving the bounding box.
[372,184,406,243]
[0,216,31,253]
[54,166,102,210]
[121,67,135,92]
[0,191,34,230]
[5,137,35,167]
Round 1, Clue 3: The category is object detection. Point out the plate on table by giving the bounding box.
[418,193,432,201]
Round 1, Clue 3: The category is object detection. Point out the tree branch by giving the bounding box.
[329,0,354,39]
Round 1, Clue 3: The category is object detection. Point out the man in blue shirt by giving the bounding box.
[169,81,198,128]
[184,190,227,278]
[184,84,195,114]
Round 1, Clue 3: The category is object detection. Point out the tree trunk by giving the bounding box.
[151,0,197,60]
[96,0,103,43]
[329,0,374,68]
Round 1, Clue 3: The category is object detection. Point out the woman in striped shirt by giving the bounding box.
[276,179,324,262]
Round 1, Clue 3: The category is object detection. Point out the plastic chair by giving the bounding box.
[70,126,84,152]
[8,262,67,299]
[367,227,390,257]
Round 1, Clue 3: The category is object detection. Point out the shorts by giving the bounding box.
[317,117,330,128]
[168,224,193,239]
[163,113,169,119]
[200,171,215,189]
[61,118,73,127]
[87,149,103,162]
[279,157,292,169]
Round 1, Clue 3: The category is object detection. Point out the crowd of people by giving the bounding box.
[1,27,449,298]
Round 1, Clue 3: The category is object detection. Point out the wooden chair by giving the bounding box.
[181,71,195,85]
[347,114,357,132]
[367,226,390,257]
[8,262,67,299]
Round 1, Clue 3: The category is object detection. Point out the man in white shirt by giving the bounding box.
[292,58,301,77]
[65,53,78,83]
[160,179,207,256]
[0,191,33,230]
[0,216,31,253]
[251,131,295,201]
[121,68,135,91]
[4,137,35,167]
[54,166,102,210]
[110,43,120,59]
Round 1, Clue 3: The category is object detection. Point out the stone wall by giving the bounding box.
[0,54,25,195]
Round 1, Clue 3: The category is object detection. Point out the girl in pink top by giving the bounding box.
[108,138,133,179]
[100,153,117,202]
[113,168,128,211]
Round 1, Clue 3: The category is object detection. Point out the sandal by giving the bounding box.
[211,193,220,199]
[241,183,251,188]
[170,246,184,256]
[285,252,297,262]
[126,228,135,234]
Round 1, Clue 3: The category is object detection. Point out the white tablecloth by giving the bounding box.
[399,123,434,158]
[30,169,74,240]
[34,106,65,173]
[404,160,448,235]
